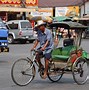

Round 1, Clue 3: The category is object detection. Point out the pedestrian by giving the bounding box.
[31,20,54,79]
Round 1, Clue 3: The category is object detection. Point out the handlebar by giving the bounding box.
[31,49,43,57]
[31,49,37,56]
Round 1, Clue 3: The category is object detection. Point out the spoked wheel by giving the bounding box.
[72,57,88,85]
[47,62,64,82]
[11,58,36,86]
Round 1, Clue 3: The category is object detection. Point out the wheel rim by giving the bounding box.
[72,58,88,85]
[48,68,63,82]
[11,59,35,86]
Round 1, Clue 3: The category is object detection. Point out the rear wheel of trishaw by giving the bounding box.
[11,58,36,86]
[72,57,88,85]
[47,61,64,82]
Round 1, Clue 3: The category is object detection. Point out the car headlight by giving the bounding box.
[5,43,7,45]
[1,43,7,46]
[1,43,4,45]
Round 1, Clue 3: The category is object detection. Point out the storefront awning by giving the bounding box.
[0,7,36,12]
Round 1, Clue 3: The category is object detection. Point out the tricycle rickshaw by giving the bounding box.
[11,21,89,86]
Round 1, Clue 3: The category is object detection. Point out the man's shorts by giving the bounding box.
[37,47,52,60]
[44,52,52,59]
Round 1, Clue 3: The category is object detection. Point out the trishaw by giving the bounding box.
[11,21,89,86]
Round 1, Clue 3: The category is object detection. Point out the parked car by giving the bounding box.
[6,20,35,44]
[0,18,9,52]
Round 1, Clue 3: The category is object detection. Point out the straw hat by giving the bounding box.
[36,20,46,27]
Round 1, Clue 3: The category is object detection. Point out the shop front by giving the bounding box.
[0,0,38,22]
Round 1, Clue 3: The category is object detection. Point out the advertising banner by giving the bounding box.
[31,8,53,16]
[55,6,79,17]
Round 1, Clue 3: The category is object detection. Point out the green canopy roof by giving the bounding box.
[53,16,72,22]
[50,21,88,29]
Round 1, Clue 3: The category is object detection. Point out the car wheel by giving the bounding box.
[20,40,27,44]
[8,35,14,44]
[29,40,35,43]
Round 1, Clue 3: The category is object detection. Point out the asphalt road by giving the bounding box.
[0,39,89,90]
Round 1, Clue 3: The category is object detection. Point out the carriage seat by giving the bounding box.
[63,38,74,47]
[52,45,76,62]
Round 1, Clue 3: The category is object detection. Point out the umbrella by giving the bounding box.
[30,16,53,22]
[53,16,72,22]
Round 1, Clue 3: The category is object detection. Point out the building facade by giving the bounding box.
[0,0,38,22]
[80,1,89,17]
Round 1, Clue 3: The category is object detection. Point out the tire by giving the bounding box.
[47,61,64,82]
[72,57,88,85]
[11,58,36,86]
[29,40,35,43]
[20,40,27,44]
[8,35,14,44]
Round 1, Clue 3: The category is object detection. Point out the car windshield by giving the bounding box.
[21,22,32,28]
[0,22,6,29]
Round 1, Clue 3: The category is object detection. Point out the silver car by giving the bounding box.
[6,20,35,44]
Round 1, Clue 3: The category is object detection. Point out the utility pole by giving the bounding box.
[21,0,26,20]
[83,0,86,16]
[53,7,55,17]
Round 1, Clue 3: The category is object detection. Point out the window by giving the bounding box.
[0,22,6,29]
[8,23,18,29]
[21,22,32,28]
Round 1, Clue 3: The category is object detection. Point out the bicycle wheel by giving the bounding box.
[11,58,36,86]
[72,57,88,85]
[47,62,64,82]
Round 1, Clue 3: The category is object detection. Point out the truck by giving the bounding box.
[0,18,9,52]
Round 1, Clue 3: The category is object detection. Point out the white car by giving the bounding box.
[6,20,35,44]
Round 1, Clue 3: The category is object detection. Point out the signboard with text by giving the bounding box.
[0,0,21,4]
[0,0,38,6]
[55,6,79,17]
[26,0,38,6]
[31,8,53,16]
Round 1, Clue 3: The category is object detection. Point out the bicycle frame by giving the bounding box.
[28,50,44,71]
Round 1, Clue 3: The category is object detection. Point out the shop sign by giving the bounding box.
[26,0,38,6]
[55,6,79,17]
[0,0,38,6]
[31,8,53,16]
[0,0,21,4]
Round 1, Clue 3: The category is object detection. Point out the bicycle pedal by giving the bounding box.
[38,67,44,72]
[38,68,40,72]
